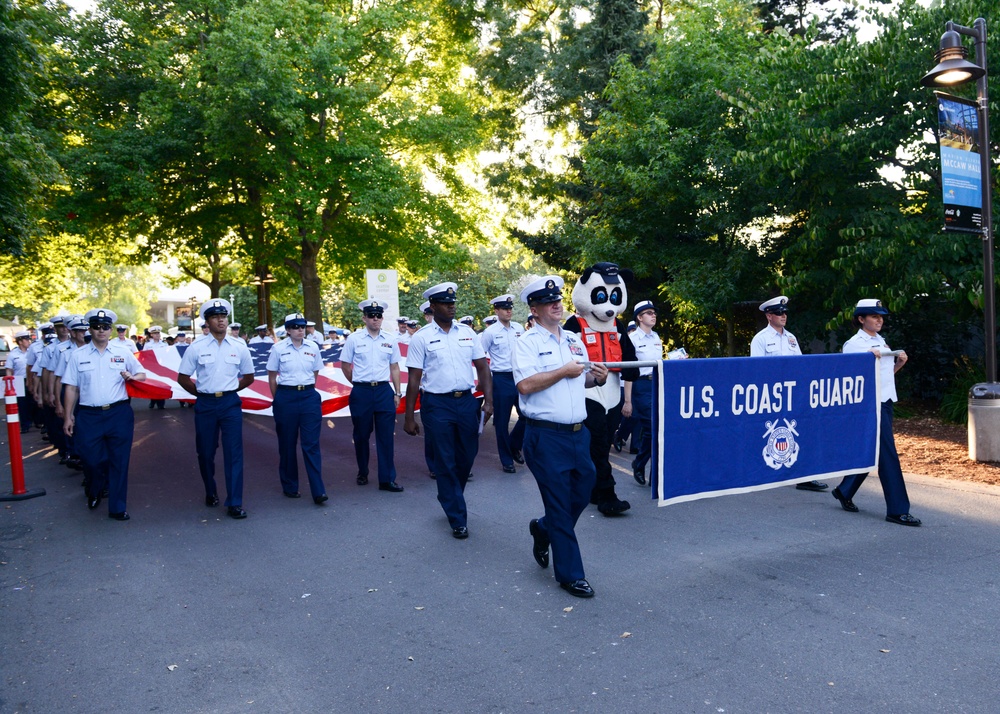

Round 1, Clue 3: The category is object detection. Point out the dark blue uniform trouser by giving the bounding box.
[349,382,397,484]
[837,400,911,516]
[17,395,32,432]
[273,387,325,498]
[524,423,596,583]
[45,404,67,456]
[194,392,244,507]
[421,392,480,529]
[491,372,525,468]
[76,401,133,514]
[631,378,653,474]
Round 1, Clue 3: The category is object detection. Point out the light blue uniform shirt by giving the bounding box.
[340,329,401,382]
[749,325,802,357]
[512,326,589,424]
[629,328,663,376]
[178,335,255,393]
[54,341,85,379]
[266,338,324,385]
[843,329,897,403]
[7,347,29,378]
[38,339,70,374]
[144,338,169,351]
[25,340,44,369]
[62,343,145,406]
[405,322,485,393]
[480,321,523,372]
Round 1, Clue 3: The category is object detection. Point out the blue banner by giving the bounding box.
[936,93,983,233]
[652,354,879,506]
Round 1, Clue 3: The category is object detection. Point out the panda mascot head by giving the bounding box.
[571,262,633,332]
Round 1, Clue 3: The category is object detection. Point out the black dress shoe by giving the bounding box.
[205,494,220,507]
[314,494,329,505]
[529,519,549,569]
[612,438,624,453]
[511,449,525,464]
[378,482,404,492]
[283,491,301,498]
[629,446,638,454]
[227,506,247,519]
[832,487,859,513]
[796,480,829,492]
[452,526,469,539]
[356,473,368,486]
[633,467,646,486]
[87,495,101,510]
[886,513,922,526]
[428,471,436,480]
[108,511,130,521]
[560,579,595,598]
[502,464,516,474]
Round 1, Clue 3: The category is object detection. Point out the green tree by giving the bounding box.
[65,0,495,328]
[0,0,68,255]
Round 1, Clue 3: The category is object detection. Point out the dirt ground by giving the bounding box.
[896,411,1000,486]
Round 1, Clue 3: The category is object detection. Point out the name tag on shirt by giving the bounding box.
[427,339,444,352]
[78,360,95,371]
[199,353,216,365]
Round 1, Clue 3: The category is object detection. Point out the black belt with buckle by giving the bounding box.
[277,384,315,391]
[491,370,513,375]
[197,390,238,398]
[637,375,653,381]
[427,389,472,398]
[525,417,583,433]
[79,400,128,412]
[352,381,388,387]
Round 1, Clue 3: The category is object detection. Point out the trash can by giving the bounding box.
[968,382,1000,461]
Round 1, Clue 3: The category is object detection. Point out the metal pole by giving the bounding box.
[973,17,996,382]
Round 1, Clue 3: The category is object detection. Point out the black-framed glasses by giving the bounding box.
[366,313,384,319]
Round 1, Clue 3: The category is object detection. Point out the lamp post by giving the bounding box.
[921,18,998,460]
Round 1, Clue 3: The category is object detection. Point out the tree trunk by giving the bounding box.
[299,238,323,327]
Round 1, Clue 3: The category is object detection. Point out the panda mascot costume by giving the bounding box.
[564,262,639,516]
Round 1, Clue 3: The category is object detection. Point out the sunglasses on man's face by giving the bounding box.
[90,324,112,331]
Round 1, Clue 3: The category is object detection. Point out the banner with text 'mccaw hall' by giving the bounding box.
[653,353,879,507]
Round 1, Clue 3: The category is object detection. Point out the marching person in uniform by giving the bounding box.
[62,308,146,520]
[177,298,256,519]
[113,325,137,352]
[6,330,34,432]
[404,282,493,538]
[250,325,274,345]
[418,300,436,477]
[341,300,404,492]
[480,294,525,473]
[832,299,921,526]
[144,326,168,409]
[397,316,409,338]
[266,313,328,504]
[514,276,609,598]
[749,296,827,492]
[625,301,662,485]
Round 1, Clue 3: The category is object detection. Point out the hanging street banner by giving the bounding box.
[652,353,880,506]
[935,92,983,233]
[365,269,401,325]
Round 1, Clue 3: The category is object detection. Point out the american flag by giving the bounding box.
[126,341,414,417]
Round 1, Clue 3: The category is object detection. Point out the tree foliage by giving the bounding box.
[64,0,495,326]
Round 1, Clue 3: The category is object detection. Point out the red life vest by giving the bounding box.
[575,316,623,371]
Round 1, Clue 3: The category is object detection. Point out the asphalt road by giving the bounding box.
[1,403,998,713]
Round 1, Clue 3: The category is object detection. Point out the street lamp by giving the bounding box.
[921,18,998,460]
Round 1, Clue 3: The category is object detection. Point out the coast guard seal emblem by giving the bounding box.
[762,418,799,469]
